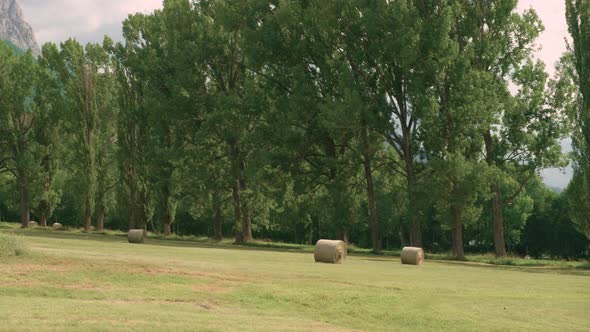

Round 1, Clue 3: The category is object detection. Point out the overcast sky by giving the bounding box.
[18,0,574,188]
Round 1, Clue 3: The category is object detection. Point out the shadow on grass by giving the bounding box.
[2,223,588,273]
[3,227,318,256]
[429,259,590,276]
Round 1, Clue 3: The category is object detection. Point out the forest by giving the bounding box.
[0,0,589,260]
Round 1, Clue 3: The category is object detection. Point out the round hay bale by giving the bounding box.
[128,229,145,244]
[401,247,424,265]
[28,221,37,227]
[52,223,63,230]
[314,239,347,264]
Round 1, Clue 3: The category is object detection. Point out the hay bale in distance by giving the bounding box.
[128,229,145,244]
[314,239,347,264]
[401,247,424,265]
[28,221,37,227]
[52,223,63,230]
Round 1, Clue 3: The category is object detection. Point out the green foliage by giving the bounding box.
[565,0,590,239]
[0,1,587,259]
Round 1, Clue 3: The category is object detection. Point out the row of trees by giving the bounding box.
[0,0,588,259]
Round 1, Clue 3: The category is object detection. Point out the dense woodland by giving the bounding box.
[0,0,589,259]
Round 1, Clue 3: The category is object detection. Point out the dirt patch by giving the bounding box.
[0,280,44,288]
[3,263,71,274]
[191,284,230,293]
[104,298,219,310]
[143,268,252,283]
[62,283,111,291]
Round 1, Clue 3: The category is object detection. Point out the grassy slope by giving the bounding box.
[0,226,589,331]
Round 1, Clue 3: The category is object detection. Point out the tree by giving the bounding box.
[109,21,151,231]
[248,0,369,243]
[47,39,115,231]
[357,0,450,248]
[566,0,590,238]
[448,1,565,257]
[30,43,65,227]
[0,43,39,227]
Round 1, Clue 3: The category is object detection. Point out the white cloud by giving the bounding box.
[19,0,162,45]
[518,0,569,77]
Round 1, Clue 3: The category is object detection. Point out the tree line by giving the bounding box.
[0,0,588,259]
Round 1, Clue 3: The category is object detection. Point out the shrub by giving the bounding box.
[0,233,27,257]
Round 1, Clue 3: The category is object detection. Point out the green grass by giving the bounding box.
[0,232,27,257]
[0,223,589,331]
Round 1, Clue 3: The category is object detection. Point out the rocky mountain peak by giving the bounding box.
[0,0,40,56]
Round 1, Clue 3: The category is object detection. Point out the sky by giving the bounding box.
[17,0,574,188]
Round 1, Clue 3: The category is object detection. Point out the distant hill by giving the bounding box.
[548,186,564,194]
[0,0,39,56]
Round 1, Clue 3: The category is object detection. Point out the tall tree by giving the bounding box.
[47,40,114,231]
[30,43,65,227]
[457,1,564,256]
[109,21,152,231]
[336,0,454,248]
[566,0,590,238]
[249,0,367,243]
[422,28,493,259]
[0,43,39,227]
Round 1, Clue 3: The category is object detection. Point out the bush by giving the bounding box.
[0,233,27,257]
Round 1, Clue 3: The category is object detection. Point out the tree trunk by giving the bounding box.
[137,189,148,231]
[128,169,137,230]
[37,199,49,227]
[338,230,349,243]
[83,191,92,231]
[39,208,48,227]
[97,205,105,232]
[240,176,253,242]
[451,205,465,260]
[399,225,406,247]
[230,140,252,243]
[213,207,223,241]
[162,209,172,236]
[18,174,30,228]
[241,202,253,242]
[213,197,222,240]
[232,177,243,243]
[362,127,381,253]
[491,183,507,257]
[407,171,422,247]
[483,130,508,257]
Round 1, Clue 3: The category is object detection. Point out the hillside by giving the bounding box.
[0,0,39,56]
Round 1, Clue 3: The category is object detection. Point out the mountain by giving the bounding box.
[0,0,39,56]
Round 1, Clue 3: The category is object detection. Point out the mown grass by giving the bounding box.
[0,222,589,331]
[1,221,587,269]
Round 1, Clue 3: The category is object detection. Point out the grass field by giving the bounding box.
[0,225,589,331]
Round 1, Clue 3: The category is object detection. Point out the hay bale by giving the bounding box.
[401,247,424,265]
[314,239,347,264]
[28,221,37,227]
[52,223,63,230]
[128,229,145,244]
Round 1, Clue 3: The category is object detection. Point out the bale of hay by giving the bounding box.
[52,223,63,230]
[28,221,37,227]
[314,239,347,264]
[401,247,424,265]
[128,229,145,244]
